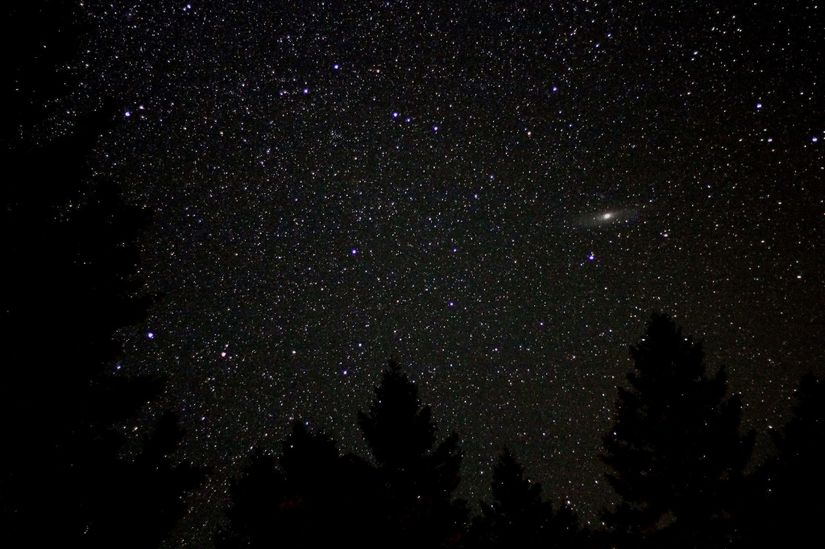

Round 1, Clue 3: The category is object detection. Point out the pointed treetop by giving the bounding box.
[489,448,543,513]
[358,361,436,469]
[628,312,706,388]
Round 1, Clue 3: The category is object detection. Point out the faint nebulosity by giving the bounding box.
[61,0,822,541]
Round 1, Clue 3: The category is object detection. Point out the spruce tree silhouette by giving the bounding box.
[218,363,467,549]
[467,448,582,549]
[601,312,753,549]
[738,373,825,548]
[357,361,467,548]
[1,3,202,546]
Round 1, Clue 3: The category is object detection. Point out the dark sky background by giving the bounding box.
[56,0,823,543]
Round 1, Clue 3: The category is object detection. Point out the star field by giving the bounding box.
[64,0,823,542]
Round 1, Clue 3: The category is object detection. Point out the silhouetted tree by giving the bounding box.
[217,420,379,548]
[601,313,753,548]
[737,373,825,548]
[216,448,284,549]
[219,363,467,548]
[0,3,201,546]
[272,421,355,545]
[80,411,204,548]
[357,361,467,547]
[467,448,582,549]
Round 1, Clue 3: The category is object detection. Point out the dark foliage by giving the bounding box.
[219,363,467,548]
[737,373,825,548]
[214,320,825,548]
[467,448,582,549]
[601,312,754,548]
[0,2,202,546]
[358,361,468,548]
[218,420,387,548]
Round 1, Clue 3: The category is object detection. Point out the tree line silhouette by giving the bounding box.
[3,3,824,547]
[213,326,824,549]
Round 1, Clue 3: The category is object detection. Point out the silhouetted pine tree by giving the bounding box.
[601,313,753,548]
[79,411,204,548]
[358,361,467,548]
[216,448,284,549]
[217,420,379,548]
[0,2,202,546]
[273,421,359,545]
[737,373,825,548]
[467,448,581,549]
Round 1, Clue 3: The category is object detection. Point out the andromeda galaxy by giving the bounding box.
[574,207,640,228]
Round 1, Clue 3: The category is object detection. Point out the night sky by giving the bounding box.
[60,0,823,542]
